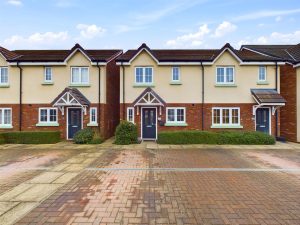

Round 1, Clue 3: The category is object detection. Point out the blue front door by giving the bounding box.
[142,108,156,139]
[68,108,82,139]
[256,108,270,134]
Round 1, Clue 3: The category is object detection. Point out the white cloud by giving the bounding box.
[275,16,282,22]
[212,21,237,38]
[233,8,300,21]
[76,24,106,39]
[166,24,210,48]
[7,0,22,6]
[3,31,70,49]
[238,30,300,47]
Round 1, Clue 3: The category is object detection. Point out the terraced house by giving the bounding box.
[117,43,287,140]
[0,44,122,139]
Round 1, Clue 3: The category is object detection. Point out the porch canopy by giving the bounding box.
[51,88,90,115]
[132,87,166,115]
[251,89,286,115]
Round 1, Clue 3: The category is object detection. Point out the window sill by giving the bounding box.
[42,82,54,85]
[87,123,98,127]
[0,84,10,88]
[257,81,269,85]
[165,122,188,127]
[133,83,155,88]
[36,123,59,127]
[69,84,91,87]
[0,125,13,129]
[215,84,237,87]
[210,125,243,129]
[170,81,182,85]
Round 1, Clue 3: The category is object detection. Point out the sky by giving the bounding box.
[0,0,300,50]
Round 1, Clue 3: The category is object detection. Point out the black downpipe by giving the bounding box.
[97,62,101,134]
[275,62,278,137]
[121,63,125,120]
[201,62,204,130]
[17,62,22,131]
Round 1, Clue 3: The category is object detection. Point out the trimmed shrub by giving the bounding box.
[88,137,104,144]
[73,128,94,144]
[157,130,275,145]
[114,121,138,145]
[1,131,61,144]
[0,133,5,145]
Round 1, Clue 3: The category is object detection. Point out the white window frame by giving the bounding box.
[0,67,9,85]
[166,107,186,123]
[90,107,97,124]
[44,67,53,82]
[172,67,180,82]
[70,67,90,85]
[135,67,153,84]
[0,108,12,127]
[212,107,240,126]
[38,108,58,124]
[216,66,235,84]
[127,107,135,123]
[258,66,267,82]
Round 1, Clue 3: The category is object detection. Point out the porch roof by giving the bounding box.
[52,88,91,106]
[251,89,286,105]
[132,87,166,106]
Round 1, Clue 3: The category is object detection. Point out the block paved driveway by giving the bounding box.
[0,143,300,225]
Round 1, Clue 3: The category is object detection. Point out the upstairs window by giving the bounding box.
[216,67,234,84]
[0,108,12,127]
[71,67,89,84]
[0,67,8,85]
[44,67,53,82]
[258,66,266,81]
[172,67,180,82]
[135,67,153,84]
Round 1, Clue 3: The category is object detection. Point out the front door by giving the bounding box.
[256,108,270,134]
[68,108,82,139]
[142,108,156,139]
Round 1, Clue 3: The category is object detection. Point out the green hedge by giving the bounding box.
[0,131,61,144]
[157,131,275,145]
[114,121,138,145]
[0,133,5,145]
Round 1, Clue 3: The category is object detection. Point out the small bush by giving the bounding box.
[157,130,275,145]
[73,128,94,144]
[114,121,138,145]
[1,131,61,144]
[0,133,5,145]
[88,137,104,144]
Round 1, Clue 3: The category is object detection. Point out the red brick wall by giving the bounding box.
[280,64,297,142]
[120,103,277,138]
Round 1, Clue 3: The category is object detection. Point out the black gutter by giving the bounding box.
[96,62,101,134]
[201,62,204,130]
[121,62,125,120]
[275,61,278,137]
[17,62,22,131]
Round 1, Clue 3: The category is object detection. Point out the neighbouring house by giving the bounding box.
[0,44,122,139]
[116,43,287,140]
[241,44,300,142]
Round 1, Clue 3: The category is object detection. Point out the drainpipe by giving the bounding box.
[121,62,125,120]
[17,62,23,131]
[201,61,204,130]
[96,62,101,134]
[275,61,278,137]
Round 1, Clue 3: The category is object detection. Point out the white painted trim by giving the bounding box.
[171,67,180,82]
[44,67,53,83]
[105,51,123,64]
[211,107,241,127]
[64,48,92,63]
[254,107,272,135]
[213,48,242,64]
[141,107,157,140]
[70,67,90,85]
[8,61,106,66]
[89,107,97,125]
[129,48,159,64]
[294,63,300,68]
[127,107,135,123]
[166,107,186,124]
[66,107,83,140]
[215,66,235,85]
[38,107,58,124]
[240,47,275,58]
[258,66,267,82]
[0,108,12,127]
[0,67,9,85]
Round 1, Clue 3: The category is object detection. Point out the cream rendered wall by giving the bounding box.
[205,51,277,103]
[0,54,20,104]
[21,51,106,104]
[297,68,300,142]
[121,50,202,103]
[121,50,277,104]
